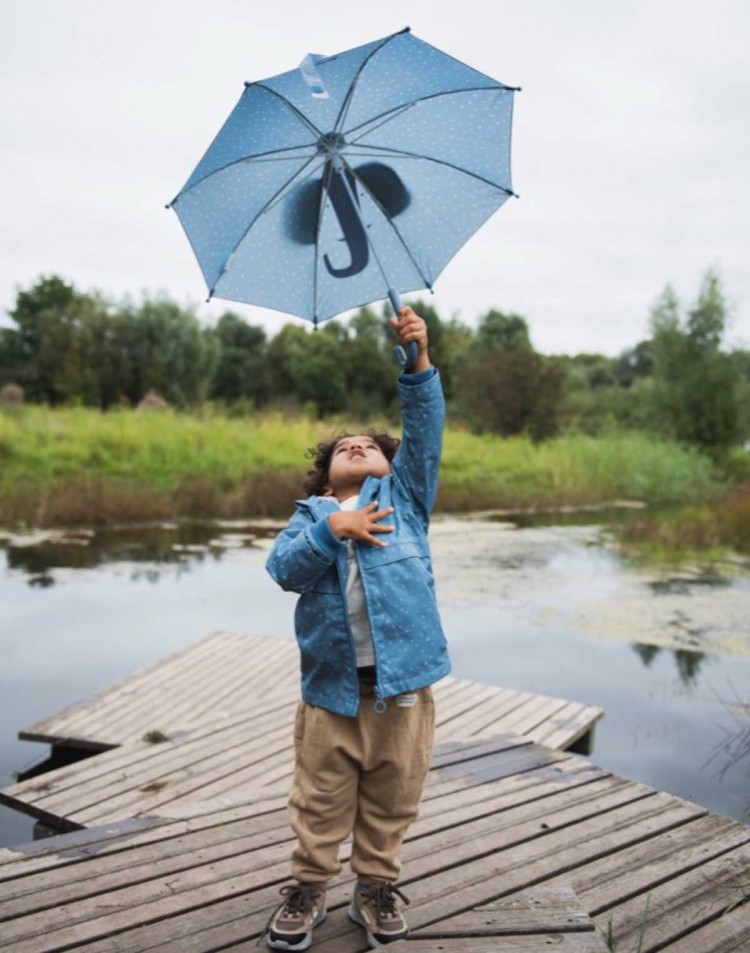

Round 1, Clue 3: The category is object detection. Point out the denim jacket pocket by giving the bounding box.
[359,539,425,569]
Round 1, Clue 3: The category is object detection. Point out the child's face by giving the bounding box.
[325,435,392,497]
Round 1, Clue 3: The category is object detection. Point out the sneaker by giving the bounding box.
[348,882,410,947]
[265,883,327,951]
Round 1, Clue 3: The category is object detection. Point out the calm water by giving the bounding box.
[1,515,749,847]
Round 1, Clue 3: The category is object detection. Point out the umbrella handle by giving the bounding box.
[388,289,419,373]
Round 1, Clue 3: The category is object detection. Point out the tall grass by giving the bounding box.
[439,429,717,511]
[618,484,750,561]
[0,405,723,528]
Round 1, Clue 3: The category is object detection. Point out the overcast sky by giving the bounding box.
[2,0,748,355]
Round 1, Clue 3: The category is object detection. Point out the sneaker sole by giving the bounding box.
[347,901,408,948]
[266,908,327,951]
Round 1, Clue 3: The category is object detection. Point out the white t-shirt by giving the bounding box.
[337,495,375,668]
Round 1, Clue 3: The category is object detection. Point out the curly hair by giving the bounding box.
[302,429,401,497]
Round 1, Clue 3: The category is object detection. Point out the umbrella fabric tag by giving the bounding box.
[396,693,418,708]
[299,55,329,99]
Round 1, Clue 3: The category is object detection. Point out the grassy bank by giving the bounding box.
[618,484,750,564]
[0,405,722,528]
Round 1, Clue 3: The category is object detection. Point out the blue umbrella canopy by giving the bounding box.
[169,28,518,326]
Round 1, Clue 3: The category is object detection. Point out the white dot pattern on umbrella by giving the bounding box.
[171,29,518,323]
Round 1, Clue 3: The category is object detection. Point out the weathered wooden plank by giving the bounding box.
[433,683,508,733]
[385,938,609,952]
[0,815,295,921]
[0,793,289,882]
[393,798,705,938]
[92,639,297,742]
[1,779,661,949]
[70,723,296,821]
[414,884,594,935]
[480,695,571,738]
[535,703,604,750]
[432,676,472,705]
[0,745,545,885]
[21,633,296,747]
[420,757,608,822]
[16,697,296,805]
[548,812,750,915]
[428,740,565,789]
[0,772,634,945]
[47,787,707,953]
[591,841,750,952]
[99,664,286,744]
[473,701,579,743]
[657,899,750,952]
[2,699,297,825]
[0,756,610,911]
[430,733,529,769]
[0,834,295,949]
[436,687,530,737]
[22,633,238,745]
[18,633,232,744]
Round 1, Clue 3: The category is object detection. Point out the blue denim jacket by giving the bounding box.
[266,367,451,716]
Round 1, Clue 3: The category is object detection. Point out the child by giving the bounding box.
[264,307,450,950]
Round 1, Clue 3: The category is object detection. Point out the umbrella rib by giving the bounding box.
[345,142,515,196]
[209,153,323,298]
[260,155,328,217]
[333,29,407,136]
[340,155,432,294]
[312,160,338,325]
[342,104,414,145]
[344,84,513,142]
[170,143,317,204]
[254,82,325,140]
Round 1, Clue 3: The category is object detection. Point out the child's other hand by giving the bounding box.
[389,306,430,372]
[328,503,394,547]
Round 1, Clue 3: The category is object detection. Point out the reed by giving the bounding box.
[0,405,724,528]
[618,484,750,561]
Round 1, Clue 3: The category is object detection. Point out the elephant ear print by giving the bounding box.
[285,177,323,246]
[354,163,411,218]
[285,162,411,249]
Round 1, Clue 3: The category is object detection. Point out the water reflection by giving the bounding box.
[649,574,732,595]
[482,503,646,529]
[630,642,706,687]
[632,643,661,667]
[1,514,749,847]
[2,521,279,586]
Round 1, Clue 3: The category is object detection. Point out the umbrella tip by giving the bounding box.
[400,25,411,33]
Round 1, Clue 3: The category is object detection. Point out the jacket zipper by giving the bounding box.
[353,535,387,714]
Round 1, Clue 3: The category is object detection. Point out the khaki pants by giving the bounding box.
[289,687,435,885]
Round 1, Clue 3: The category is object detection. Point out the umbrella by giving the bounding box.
[168,27,519,368]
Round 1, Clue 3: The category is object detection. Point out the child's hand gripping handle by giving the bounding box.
[388,289,419,373]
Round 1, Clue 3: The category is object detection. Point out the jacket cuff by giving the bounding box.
[307,516,345,561]
[398,366,436,387]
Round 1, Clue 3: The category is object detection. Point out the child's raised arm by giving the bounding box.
[389,307,445,525]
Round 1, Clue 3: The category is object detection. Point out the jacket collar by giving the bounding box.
[295,476,378,519]
[294,496,339,519]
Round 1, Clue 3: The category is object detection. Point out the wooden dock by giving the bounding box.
[1,732,748,951]
[1,632,748,951]
[2,633,603,832]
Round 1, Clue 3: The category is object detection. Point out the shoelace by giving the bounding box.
[359,882,410,923]
[259,884,321,946]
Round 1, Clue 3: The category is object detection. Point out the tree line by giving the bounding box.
[1,272,748,456]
